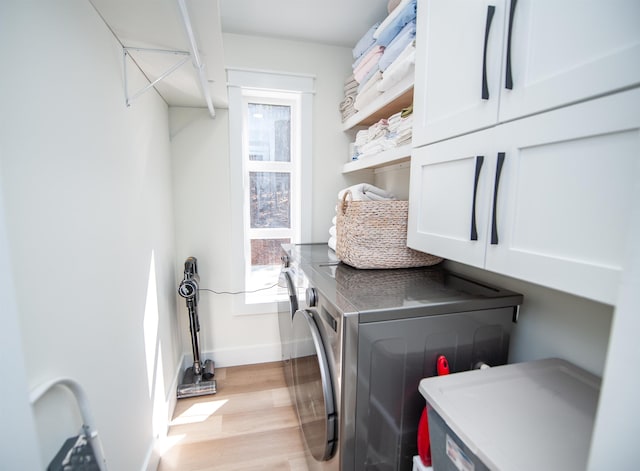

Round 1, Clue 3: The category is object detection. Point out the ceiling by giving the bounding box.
[89,0,389,114]
[220,0,389,48]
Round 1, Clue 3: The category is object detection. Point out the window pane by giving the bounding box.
[247,103,291,162]
[250,172,290,228]
[250,238,291,266]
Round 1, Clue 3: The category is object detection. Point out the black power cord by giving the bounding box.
[198,282,280,296]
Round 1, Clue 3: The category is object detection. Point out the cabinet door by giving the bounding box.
[487,89,640,304]
[408,129,498,267]
[499,0,640,122]
[412,0,506,147]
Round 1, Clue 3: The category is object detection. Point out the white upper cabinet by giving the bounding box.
[412,0,506,147]
[499,0,640,122]
[486,90,640,304]
[412,0,640,147]
[408,88,640,305]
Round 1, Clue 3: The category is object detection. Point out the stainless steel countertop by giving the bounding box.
[283,243,524,322]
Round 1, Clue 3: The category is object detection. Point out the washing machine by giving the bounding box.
[280,243,523,471]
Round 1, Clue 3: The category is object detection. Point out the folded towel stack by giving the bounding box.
[374,0,417,47]
[339,0,417,122]
[378,39,416,92]
[339,183,396,201]
[354,70,384,112]
[350,105,413,161]
[379,20,416,72]
[387,105,414,147]
[340,75,359,122]
[329,184,396,251]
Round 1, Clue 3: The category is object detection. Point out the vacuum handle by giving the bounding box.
[184,256,198,276]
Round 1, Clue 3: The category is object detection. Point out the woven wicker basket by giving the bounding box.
[335,191,443,269]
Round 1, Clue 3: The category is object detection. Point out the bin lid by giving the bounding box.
[419,358,601,471]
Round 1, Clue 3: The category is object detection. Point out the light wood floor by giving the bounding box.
[158,361,309,471]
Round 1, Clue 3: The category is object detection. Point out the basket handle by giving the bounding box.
[340,190,352,215]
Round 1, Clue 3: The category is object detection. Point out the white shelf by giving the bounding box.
[342,75,414,131]
[342,144,412,173]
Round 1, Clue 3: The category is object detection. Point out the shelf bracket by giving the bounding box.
[177,0,216,118]
[123,47,191,107]
[120,0,216,118]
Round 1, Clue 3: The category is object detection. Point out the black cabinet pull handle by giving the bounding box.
[481,5,496,100]
[471,155,485,241]
[505,0,518,89]
[491,152,506,245]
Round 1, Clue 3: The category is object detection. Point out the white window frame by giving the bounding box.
[228,68,314,315]
[242,91,300,304]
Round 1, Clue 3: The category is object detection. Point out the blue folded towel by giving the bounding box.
[353,22,380,59]
[375,0,417,47]
[379,20,416,71]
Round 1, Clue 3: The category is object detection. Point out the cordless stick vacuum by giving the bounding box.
[176,257,217,398]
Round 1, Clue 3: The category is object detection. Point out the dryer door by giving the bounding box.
[291,308,336,461]
[278,270,298,361]
[278,270,298,396]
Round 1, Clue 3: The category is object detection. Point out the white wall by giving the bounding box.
[0,1,180,469]
[372,162,411,199]
[0,168,42,469]
[169,33,364,367]
[446,260,613,376]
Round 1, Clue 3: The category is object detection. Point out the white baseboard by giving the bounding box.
[141,353,185,471]
[212,342,282,367]
[180,342,282,369]
[166,355,181,423]
[142,444,160,471]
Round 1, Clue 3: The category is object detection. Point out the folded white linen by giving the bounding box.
[357,137,396,158]
[354,75,384,111]
[368,118,389,140]
[355,129,369,146]
[329,225,337,238]
[328,236,337,251]
[338,183,396,201]
[339,94,355,111]
[378,46,415,92]
[395,119,413,133]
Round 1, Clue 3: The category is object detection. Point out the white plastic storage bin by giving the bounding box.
[418,358,600,471]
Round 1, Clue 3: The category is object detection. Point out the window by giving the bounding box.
[243,93,300,303]
[228,69,313,314]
